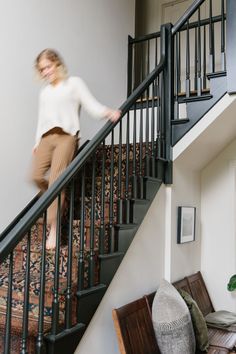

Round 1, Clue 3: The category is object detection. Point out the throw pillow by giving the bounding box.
[205,310,236,328]
[179,289,209,352]
[152,279,196,354]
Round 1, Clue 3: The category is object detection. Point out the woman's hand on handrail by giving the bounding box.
[104,108,121,122]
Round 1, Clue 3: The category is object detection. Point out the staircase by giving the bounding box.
[0,0,235,353]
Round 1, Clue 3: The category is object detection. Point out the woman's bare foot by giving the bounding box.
[46,222,57,250]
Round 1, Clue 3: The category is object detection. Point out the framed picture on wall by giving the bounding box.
[177,206,196,244]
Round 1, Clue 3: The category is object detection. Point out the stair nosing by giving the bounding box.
[99,251,124,260]
[131,198,150,203]
[114,223,138,230]
[171,118,190,125]
[206,70,226,79]
[144,175,163,183]
[77,284,107,297]
[182,93,213,103]
[45,323,86,341]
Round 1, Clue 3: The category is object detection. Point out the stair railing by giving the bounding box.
[0,24,171,354]
[129,0,227,122]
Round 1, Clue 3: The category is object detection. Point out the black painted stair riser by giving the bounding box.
[76,284,107,325]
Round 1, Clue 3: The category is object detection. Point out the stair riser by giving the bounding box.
[116,227,138,253]
[76,287,107,325]
[144,179,162,201]
[131,202,150,224]
[99,253,124,285]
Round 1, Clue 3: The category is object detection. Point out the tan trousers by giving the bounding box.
[32,128,78,223]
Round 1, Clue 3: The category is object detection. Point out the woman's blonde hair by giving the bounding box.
[35,49,67,80]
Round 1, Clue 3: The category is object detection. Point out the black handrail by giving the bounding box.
[132,14,225,46]
[172,0,206,35]
[129,30,161,44]
[0,25,167,263]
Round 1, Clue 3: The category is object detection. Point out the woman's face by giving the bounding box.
[38,57,60,85]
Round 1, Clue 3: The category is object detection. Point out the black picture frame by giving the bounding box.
[177,206,196,244]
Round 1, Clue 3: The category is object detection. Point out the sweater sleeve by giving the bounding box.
[34,91,44,149]
[73,77,107,119]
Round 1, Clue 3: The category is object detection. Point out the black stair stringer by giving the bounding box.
[172,75,227,145]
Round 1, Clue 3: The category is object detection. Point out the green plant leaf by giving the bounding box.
[227,275,236,291]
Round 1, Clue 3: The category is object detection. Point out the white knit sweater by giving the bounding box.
[34,76,107,148]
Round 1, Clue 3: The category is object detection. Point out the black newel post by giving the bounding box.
[127,35,133,97]
[162,23,173,184]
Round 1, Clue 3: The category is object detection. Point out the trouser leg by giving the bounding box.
[47,134,77,223]
[31,136,54,193]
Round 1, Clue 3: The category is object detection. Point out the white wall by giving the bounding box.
[201,139,236,311]
[170,158,202,282]
[0,1,135,232]
[76,184,167,354]
[135,0,193,36]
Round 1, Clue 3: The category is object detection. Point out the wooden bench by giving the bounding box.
[112,271,236,354]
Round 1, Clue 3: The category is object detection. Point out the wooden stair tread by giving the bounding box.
[178,87,210,96]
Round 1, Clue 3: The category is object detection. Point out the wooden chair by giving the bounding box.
[112,297,160,354]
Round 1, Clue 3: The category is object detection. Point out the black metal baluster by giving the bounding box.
[155,37,158,67]
[154,36,158,96]
[127,35,133,96]
[51,194,62,335]
[20,231,31,354]
[132,104,138,198]
[65,180,75,329]
[4,252,13,354]
[186,21,191,97]
[145,85,150,176]
[139,97,144,198]
[174,32,180,119]
[99,142,106,253]
[194,27,198,91]
[117,123,123,224]
[178,31,181,95]
[36,212,47,354]
[203,25,207,90]
[160,72,165,158]
[141,42,144,83]
[156,76,161,160]
[197,8,202,96]
[108,130,115,251]
[151,82,155,177]
[147,39,150,77]
[89,154,96,287]
[125,113,131,219]
[78,167,85,291]
[209,0,215,73]
[221,0,226,71]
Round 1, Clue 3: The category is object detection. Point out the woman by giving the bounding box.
[32,48,120,249]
